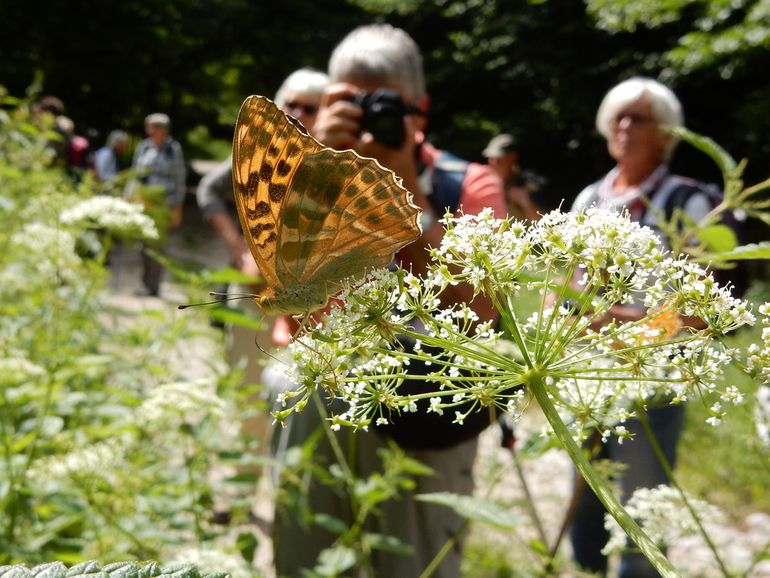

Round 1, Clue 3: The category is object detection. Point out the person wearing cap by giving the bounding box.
[483,133,542,220]
[128,112,186,296]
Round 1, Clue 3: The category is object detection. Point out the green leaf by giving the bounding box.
[0,566,33,578]
[313,513,348,535]
[313,546,356,576]
[31,563,67,578]
[415,492,519,530]
[65,561,101,576]
[363,532,414,555]
[208,307,263,331]
[104,563,139,578]
[236,530,258,563]
[202,267,261,285]
[696,224,738,253]
[528,538,549,556]
[667,126,737,176]
[701,242,770,262]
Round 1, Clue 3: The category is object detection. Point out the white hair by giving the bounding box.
[106,129,128,148]
[273,68,330,108]
[596,77,684,160]
[328,24,425,102]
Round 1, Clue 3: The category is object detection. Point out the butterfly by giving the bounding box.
[232,95,422,315]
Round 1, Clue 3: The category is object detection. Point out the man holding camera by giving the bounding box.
[271,23,506,578]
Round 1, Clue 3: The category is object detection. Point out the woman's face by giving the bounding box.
[281,92,323,131]
[607,96,670,168]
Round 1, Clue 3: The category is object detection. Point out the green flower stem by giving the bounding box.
[528,373,680,578]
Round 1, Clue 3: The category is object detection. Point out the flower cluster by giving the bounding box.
[277,208,755,438]
[8,223,82,286]
[602,484,723,556]
[32,437,129,487]
[0,355,46,388]
[139,379,226,430]
[747,302,770,382]
[60,196,158,240]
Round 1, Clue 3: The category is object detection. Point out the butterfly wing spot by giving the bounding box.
[354,195,371,209]
[276,159,292,177]
[247,201,271,219]
[359,166,378,184]
[259,160,273,182]
[250,222,275,239]
[244,173,260,199]
[269,183,287,203]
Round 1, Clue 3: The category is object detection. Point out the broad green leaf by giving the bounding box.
[208,307,262,331]
[202,267,260,285]
[313,513,348,535]
[65,561,101,576]
[236,530,259,564]
[667,126,737,176]
[30,562,67,578]
[363,532,414,555]
[314,546,356,576]
[103,563,138,578]
[528,538,549,556]
[696,224,738,253]
[416,492,519,530]
[0,566,33,578]
[701,242,770,262]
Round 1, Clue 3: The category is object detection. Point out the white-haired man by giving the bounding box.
[271,24,506,578]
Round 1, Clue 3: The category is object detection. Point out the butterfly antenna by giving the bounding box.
[177,292,256,310]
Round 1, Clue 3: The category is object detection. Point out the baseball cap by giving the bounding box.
[482,133,517,158]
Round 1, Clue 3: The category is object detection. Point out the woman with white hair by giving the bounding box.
[273,67,329,130]
[573,76,711,227]
[569,77,714,578]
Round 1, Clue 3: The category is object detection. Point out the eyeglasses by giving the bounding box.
[614,112,656,126]
[285,101,318,116]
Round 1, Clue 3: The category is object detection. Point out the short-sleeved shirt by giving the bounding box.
[195,157,234,221]
[419,142,507,220]
[131,136,187,206]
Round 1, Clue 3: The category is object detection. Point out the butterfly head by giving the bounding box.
[255,285,331,316]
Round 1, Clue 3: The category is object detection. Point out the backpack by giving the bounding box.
[649,178,749,296]
[375,151,502,449]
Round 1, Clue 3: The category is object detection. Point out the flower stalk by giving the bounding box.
[528,372,679,578]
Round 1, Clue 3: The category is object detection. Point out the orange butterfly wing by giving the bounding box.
[232,96,422,314]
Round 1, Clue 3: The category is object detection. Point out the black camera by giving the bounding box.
[351,89,414,149]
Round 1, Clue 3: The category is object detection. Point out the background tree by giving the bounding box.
[2,0,768,210]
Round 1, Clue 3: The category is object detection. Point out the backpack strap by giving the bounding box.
[641,175,716,229]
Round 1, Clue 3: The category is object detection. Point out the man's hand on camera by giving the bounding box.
[313,84,365,150]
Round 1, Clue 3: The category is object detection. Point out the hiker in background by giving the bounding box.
[127,113,186,297]
[482,133,544,220]
[93,129,129,183]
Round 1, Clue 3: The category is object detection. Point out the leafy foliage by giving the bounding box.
[0,94,258,572]
[0,561,228,578]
